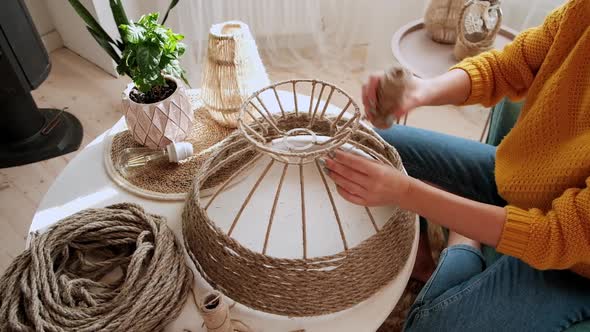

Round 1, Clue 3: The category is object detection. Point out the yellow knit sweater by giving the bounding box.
[454,0,590,278]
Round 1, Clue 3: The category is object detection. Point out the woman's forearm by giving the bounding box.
[399,178,506,247]
[418,69,472,107]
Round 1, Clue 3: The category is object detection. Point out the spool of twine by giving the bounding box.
[198,292,233,332]
[197,291,252,332]
[370,66,413,128]
[454,0,502,60]
[201,21,270,128]
[0,203,192,332]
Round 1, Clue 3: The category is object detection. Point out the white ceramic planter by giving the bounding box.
[121,76,193,149]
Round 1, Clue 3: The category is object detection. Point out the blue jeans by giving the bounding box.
[377,126,590,332]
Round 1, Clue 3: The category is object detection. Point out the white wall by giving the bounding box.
[40,0,566,79]
[46,0,117,76]
[24,0,64,53]
[502,0,566,29]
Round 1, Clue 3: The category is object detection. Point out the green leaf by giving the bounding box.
[67,0,119,52]
[138,13,159,27]
[87,27,121,64]
[137,44,162,91]
[109,0,129,38]
[161,0,180,25]
[180,71,190,87]
[116,62,128,76]
[120,24,146,44]
[163,60,181,77]
[113,10,188,92]
[176,42,186,56]
[137,45,161,68]
[163,60,190,87]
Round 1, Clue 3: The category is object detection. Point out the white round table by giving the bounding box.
[391,19,517,79]
[391,19,518,141]
[30,91,418,332]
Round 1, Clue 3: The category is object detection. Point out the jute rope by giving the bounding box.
[237,79,361,165]
[183,112,416,316]
[0,203,192,332]
[367,66,413,129]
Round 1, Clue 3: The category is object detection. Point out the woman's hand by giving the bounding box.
[323,149,412,207]
[323,149,505,247]
[362,74,428,123]
[361,69,473,124]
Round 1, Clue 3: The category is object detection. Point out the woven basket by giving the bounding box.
[201,21,270,128]
[454,0,503,60]
[183,80,416,317]
[121,75,193,149]
[424,0,465,44]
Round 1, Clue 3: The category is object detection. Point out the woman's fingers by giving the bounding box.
[362,83,369,109]
[393,108,406,122]
[324,157,368,187]
[367,75,380,108]
[336,185,366,206]
[362,84,374,122]
[332,150,380,174]
[328,170,367,196]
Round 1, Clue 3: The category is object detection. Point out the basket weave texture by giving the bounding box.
[201,21,270,128]
[424,0,465,44]
[454,0,503,60]
[183,80,416,317]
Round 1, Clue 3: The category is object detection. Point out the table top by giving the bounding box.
[392,19,518,78]
[30,90,419,332]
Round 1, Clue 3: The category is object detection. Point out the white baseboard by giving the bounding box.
[41,30,64,53]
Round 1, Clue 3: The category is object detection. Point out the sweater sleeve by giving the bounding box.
[497,176,590,270]
[450,4,566,107]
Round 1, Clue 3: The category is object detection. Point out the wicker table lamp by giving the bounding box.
[200,21,270,128]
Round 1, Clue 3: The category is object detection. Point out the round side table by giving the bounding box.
[29,90,419,332]
[391,19,517,140]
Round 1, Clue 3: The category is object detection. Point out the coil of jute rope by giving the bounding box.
[0,203,192,332]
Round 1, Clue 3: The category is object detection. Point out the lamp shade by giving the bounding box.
[200,21,270,128]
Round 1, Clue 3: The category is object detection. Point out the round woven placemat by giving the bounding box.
[104,91,258,200]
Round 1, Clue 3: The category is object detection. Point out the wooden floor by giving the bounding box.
[0,48,488,274]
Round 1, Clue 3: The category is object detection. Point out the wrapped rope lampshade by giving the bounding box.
[183,80,417,317]
[201,21,270,128]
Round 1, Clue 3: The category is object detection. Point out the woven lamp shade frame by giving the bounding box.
[121,76,193,149]
[201,21,270,128]
[183,79,417,317]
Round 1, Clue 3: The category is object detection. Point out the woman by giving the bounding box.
[323,1,590,331]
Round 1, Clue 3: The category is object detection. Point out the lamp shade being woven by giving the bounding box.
[183,80,416,317]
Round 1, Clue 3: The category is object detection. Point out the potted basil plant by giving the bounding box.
[68,0,193,149]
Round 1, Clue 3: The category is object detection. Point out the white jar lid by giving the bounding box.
[167,142,194,163]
